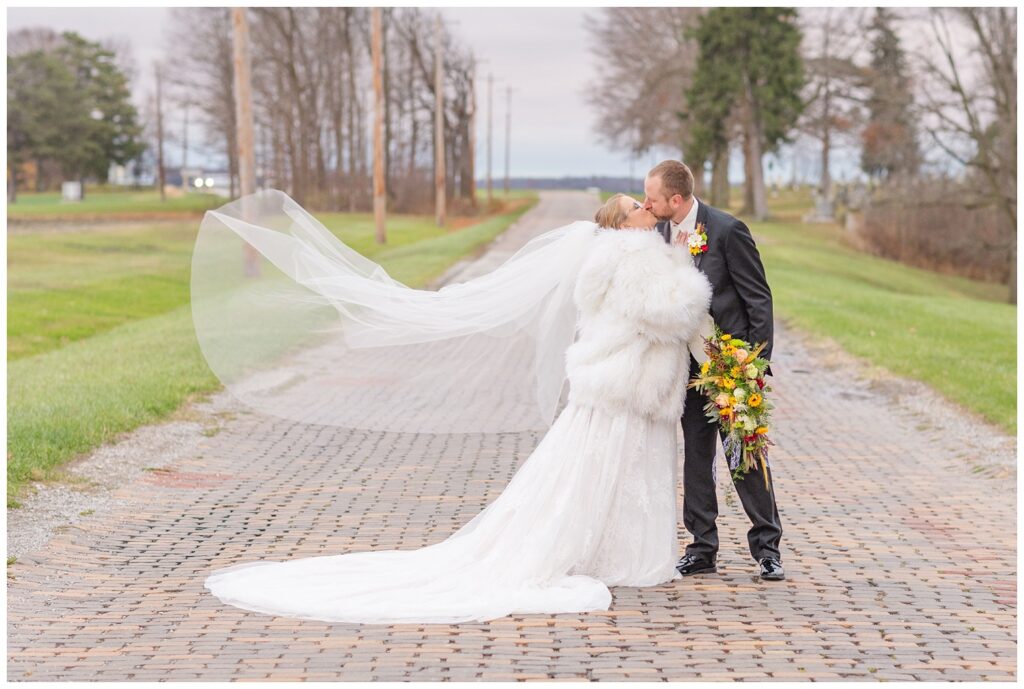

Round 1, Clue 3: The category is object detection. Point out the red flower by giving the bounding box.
[756,378,765,389]
[744,434,757,443]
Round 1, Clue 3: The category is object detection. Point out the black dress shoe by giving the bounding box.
[758,557,785,580]
[676,553,717,576]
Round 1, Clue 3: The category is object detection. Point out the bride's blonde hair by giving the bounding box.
[594,193,630,228]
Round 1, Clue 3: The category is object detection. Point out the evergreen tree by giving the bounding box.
[684,8,804,219]
[54,32,145,193]
[7,51,87,201]
[860,9,920,179]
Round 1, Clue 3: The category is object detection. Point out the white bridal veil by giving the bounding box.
[190,190,596,433]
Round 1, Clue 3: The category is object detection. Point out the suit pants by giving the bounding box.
[680,356,783,562]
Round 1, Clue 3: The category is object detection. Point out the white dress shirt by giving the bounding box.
[670,198,713,366]
[670,197,700,246]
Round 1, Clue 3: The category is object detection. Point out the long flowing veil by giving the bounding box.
[190,189,597,433]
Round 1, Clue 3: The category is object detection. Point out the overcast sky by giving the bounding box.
[6,6,976,182]
[8,6,673,178]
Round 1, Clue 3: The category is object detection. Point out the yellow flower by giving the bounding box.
[719,407,732,417]
[756,426,769,435]
[721,334,732,341]
[722,378,736,390]
[748,393,762,407]
[730,366,742,378]
[701,361,710,376]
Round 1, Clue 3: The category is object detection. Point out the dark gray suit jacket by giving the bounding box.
[657,200,774,374]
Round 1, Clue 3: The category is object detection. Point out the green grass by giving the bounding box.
[7,196,537,503]
[7,189,226,220]
[748,210,1014,433]
[8,199,535,361]
[599,190,644,203]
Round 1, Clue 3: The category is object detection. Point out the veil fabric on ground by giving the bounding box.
[201,221,714,624]
[191,189,592,434]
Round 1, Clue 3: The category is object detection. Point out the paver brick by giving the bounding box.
[7,191,1016,681]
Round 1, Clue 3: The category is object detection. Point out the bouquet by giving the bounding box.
[687,328,774,489]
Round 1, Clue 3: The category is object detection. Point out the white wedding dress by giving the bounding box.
[204,227,713,624]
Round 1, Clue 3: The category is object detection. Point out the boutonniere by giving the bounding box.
[687,223,709,256]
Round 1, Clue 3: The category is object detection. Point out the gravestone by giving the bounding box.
[61,181,82,202]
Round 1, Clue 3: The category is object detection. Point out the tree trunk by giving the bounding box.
[8,164,17,203]
[272,119,285,192]
[155,65,166,202]
[820,84,832,202]
[345,9,357,212]
[1009,231,1017,305]
[741,130,755,215]
[382,9,393,203]
[710,144,730,208]
[743,72,768,220]
[689,156,706,197]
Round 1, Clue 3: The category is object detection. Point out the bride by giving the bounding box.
[201,192,713,624]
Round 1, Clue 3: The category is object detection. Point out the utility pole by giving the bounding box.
[181,101,189,191]
[371,8,386,243]
[504,86,511,196]
[154,63,166,202]
[433,13,446,227]
[231,7,259,275]
[486,72,493,206]
[467,57,477,209]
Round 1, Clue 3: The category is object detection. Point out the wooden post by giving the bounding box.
[486,72,493,206]
[434,14,446,227]
[154,63,166,201]
[181,101,189,190]
[231,7,259,276]
[504,86,511,196]
[467,58,477,209]
[371,8,386,243]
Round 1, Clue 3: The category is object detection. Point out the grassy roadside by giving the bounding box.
[7,196,537,506]
[8,198,533,361]
[752,216,1014,432]
[7,189,225,220]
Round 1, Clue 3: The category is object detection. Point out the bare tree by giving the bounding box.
[584,8,704,186]
[154,62,166,200]
[797,8,867,207]
[161,6,476,214]
[164,8,238,196]
[916,7,1017,303]
[6,27,62,56]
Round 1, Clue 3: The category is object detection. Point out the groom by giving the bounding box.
[643,160,784,581]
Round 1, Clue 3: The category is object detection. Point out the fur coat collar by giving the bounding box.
[565,227,714,420]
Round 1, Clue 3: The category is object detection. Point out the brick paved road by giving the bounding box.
[7,192,1016,681]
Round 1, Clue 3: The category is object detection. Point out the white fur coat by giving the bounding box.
[565,228,714,421]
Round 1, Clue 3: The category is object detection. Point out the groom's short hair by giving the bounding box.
[649,160,694,200]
